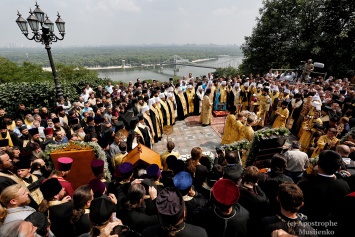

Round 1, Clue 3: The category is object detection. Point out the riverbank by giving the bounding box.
[42,57,218,71]
[191,58,216,63]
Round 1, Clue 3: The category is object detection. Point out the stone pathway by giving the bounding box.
[152,116,223,155]
[151,115,299,156]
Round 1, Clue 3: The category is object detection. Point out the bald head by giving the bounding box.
[336,145,350,157]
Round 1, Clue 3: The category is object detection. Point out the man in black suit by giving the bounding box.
[298,150,350,232]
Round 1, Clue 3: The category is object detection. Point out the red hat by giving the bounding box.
[56,157,73,171]
[56,106,64,112]
[88,178,106,198]
[212,179,240,206]
[91,159,104,176]
[44,128,53,136]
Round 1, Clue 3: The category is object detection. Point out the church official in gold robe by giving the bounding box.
[272,101,289,128]
[311,128,339,158]
[221,108,239,144]
[185,85,195,115]
[257,87,272,127]
[235,114,245,141]
[200,88,213,126]
[239,117,255,142]
[299,111,323,152]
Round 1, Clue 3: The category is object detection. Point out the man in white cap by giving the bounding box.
[184,84,195,116]
[159,93,171,126]
[194,86,204,115]
[282,89,290,100]
[230,83,241,112]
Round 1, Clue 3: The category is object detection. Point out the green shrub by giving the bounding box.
[0,77,110,114]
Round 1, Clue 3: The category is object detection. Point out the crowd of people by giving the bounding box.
[0,66,355,237]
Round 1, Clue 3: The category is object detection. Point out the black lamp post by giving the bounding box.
[16,2,65,101]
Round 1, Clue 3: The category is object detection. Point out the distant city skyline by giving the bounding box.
[1,0,263,48]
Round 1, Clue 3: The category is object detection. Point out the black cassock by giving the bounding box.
[49,202,75,237]
[183,92,190,115]
[138,125,152,149]
[175,93,186,121]
[167,101,176,125]
[149,109,161,143]
[160,103,169,126]
[227,90,235,110]
[126,129,144,152]
[193,94,203,115]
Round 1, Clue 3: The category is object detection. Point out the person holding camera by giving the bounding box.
[301,59,314,82]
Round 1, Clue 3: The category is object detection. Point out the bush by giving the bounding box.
[0,77,110,115]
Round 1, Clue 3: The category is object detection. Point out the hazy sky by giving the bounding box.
[2,0,263,47]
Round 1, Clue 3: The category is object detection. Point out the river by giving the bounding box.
[96,55,243,83]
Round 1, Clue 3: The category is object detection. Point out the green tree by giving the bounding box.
[213,67,240,78]
[240,0,355,77]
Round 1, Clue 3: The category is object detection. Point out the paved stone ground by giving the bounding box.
[151,115,299,155]
[152,118,222,155]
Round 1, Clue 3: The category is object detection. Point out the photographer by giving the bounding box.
[301,59,314,82]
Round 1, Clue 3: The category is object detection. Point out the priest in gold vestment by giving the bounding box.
[311,128,339,158]
[221,107,239,144]
[200,88,213,126]
[299,111,323,152]
[272,101,289,128]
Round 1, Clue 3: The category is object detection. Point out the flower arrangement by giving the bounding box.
[245,127,291,167]
[215,128,290,167]
[254,127,290,141]
[43,141,111,181]
[221,140,250,151]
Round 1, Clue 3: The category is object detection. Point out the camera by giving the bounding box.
[215,147,224,154]
[110,225,130,236]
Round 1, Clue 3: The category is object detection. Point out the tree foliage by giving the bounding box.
[213,67,240,78]
[0,45,242,68]
[0,58,109,114]
[240,0,355,77]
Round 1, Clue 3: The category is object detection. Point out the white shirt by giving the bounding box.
[105,85,114,94]
[291,99,303,109]
[80,93,89,102]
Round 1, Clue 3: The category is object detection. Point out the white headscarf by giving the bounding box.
[141,105,150,114]
[148,98,156,108]
[196,86,204,99]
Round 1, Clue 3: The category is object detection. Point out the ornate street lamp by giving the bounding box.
[16,2,66,101]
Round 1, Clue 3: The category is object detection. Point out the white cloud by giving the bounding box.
[212,5,238,16]
[177,6,188,16]
[97,0,141,13]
